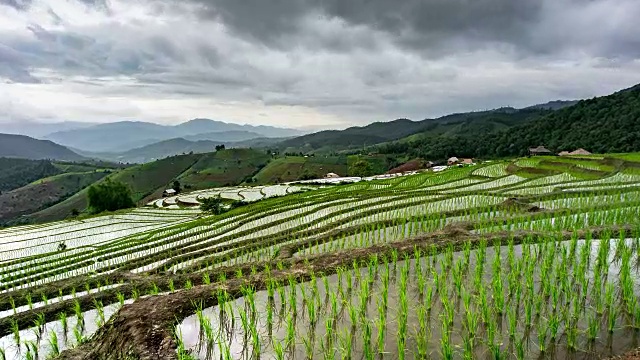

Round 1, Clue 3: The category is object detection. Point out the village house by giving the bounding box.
[529,146,552,156]
[324,172,341,179]
[162,188,177,197]
[569,148,592,156]
[558,148,593,156]
[461,158,474,165]
[447,157,460,165]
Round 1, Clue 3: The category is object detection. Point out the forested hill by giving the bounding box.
[377,84,640,159]
[279,108,552,153]
[0,133,85,161]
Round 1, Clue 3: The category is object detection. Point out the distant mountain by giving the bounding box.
[0,121,97,139]
[101,138,220,163]
[182,130,264,142]
[45,119,304,152]
[87,135,286,164]
[0,133,85,161]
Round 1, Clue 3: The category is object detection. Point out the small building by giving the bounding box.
[559,148,592,156]
[529,146,552,156]
[461,158,474,165]
[162,188,177,197]
[570,148,592,156]
[324,172,341,179]
[447,157,460,165]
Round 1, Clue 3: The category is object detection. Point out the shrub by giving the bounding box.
[200,197,224,214]
[87,179,135,213]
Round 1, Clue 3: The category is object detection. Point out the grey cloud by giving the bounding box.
[1,0,639,127]
[188,0,639,60]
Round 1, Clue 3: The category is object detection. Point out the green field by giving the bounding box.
[1,153,640,359]
[254,155,348,183]
[177,149,271,189]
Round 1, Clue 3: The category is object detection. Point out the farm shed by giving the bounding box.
[447,157,460,165]
[162,188,177,197]
[324,172,341,179]
[570,148,592,156]
[529,146,552,156]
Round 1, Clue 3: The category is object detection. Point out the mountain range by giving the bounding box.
[42,119,304,153]
[1,85,638,165]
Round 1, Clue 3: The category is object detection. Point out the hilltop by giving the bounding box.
[0,133,85,161]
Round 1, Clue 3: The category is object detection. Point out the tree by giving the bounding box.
[200,197,224,214]
[172,180,181,193]
[349,160,374,177]
[215,144,226,151]
[87,179,135,213]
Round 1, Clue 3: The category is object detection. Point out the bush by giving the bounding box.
[87,179,135,213]
[200,197,224,214]
[349,160,374,177]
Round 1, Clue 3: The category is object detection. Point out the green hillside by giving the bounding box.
[253,156,348,183]
[28,153,202,222]
[278,108,551,153]
[0,158,62,192]
[177,148,271,189]
[0,133,85,161]
[377,84,640,160]
[0,171,109,224]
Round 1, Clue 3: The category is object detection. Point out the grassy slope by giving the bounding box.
[507,154,640,179]
[177,149,271,189]
[28,154,202,222]
[254,156,348,183]
[0,171,109,223]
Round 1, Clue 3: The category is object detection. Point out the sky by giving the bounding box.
[1,0,640,130]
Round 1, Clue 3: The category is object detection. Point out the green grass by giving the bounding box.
[253,156,348,184]
[607,152,640,162]
[178,149,271,189]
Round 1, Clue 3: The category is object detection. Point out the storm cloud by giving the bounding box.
[1,0,639,128]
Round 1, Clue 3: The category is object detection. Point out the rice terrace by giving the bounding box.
[1,153,640,360]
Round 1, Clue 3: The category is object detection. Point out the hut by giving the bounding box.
[447,157,460,165]
[569,148,592,156]
[163,188,177,197]
[324,172,340,179]
[529,146,552,156]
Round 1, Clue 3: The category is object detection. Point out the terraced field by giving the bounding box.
[1,155,640,360]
